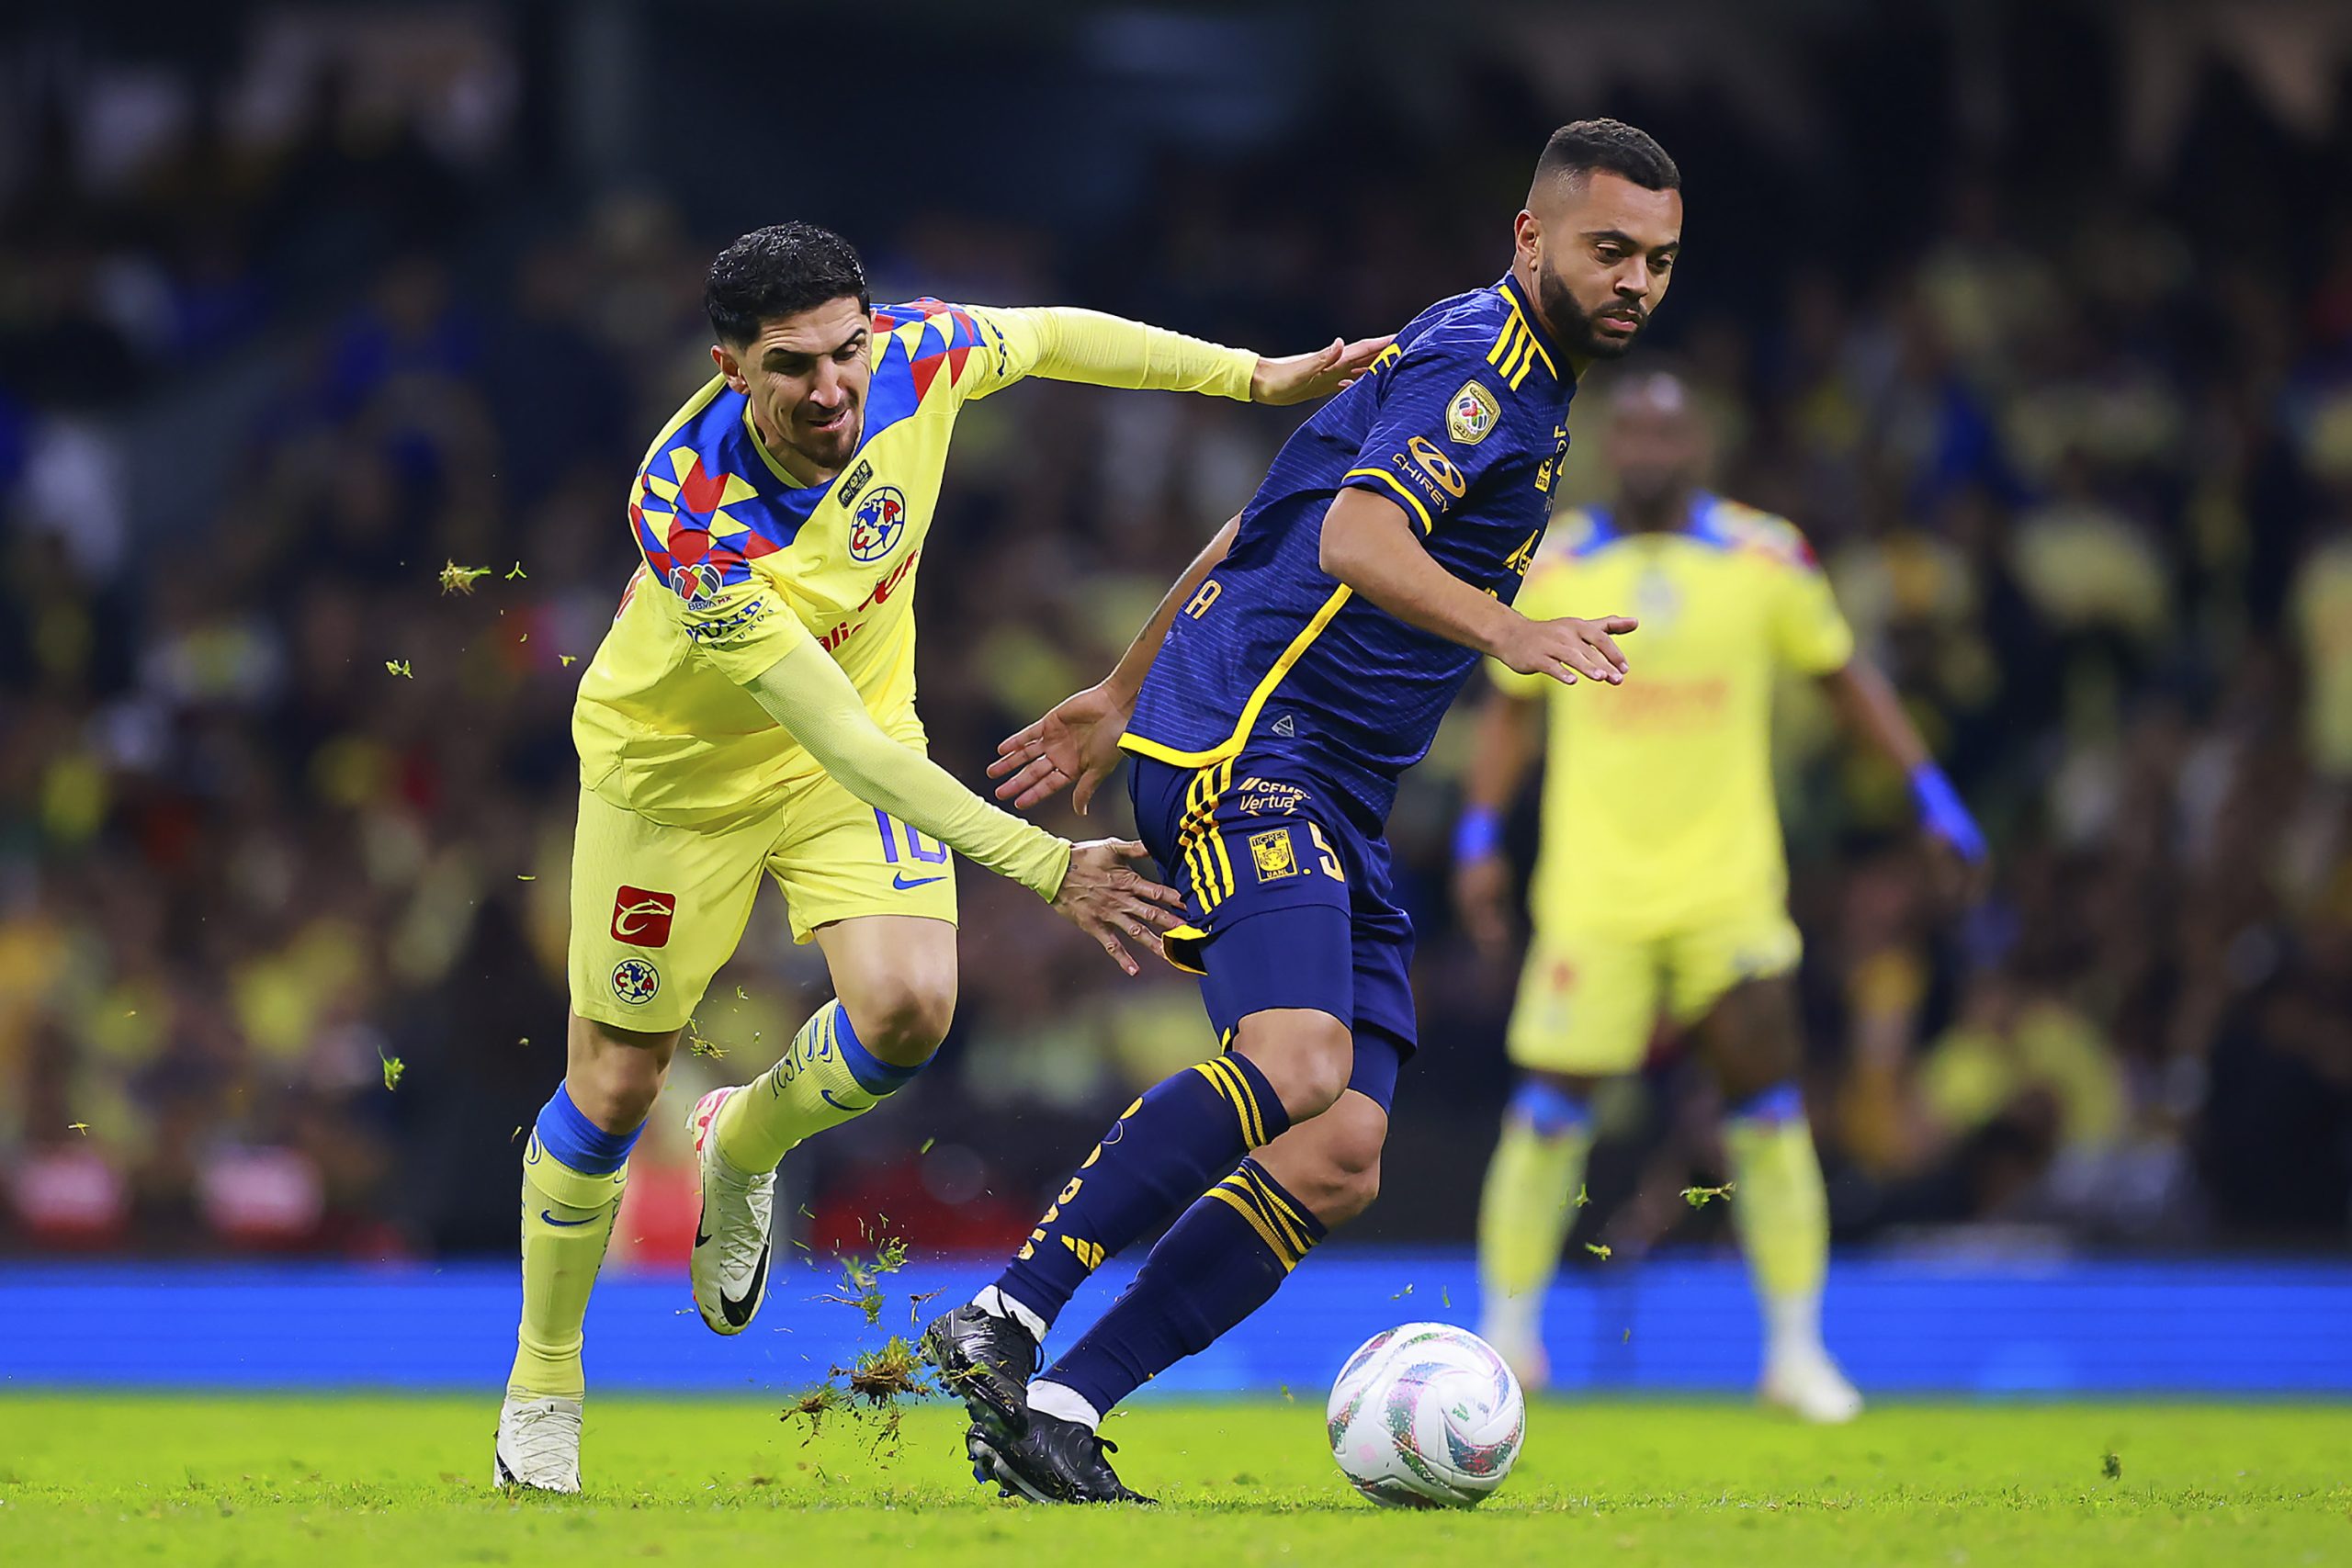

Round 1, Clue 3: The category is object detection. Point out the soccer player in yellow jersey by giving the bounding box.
[494,222,1385,1491]
[1455,372,1985,1422]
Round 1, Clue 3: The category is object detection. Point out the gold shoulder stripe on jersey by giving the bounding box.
[1497,290,1557,382]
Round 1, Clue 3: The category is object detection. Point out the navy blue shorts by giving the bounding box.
[1127,751,1414,1112]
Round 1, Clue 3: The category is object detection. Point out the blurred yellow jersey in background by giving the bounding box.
[1491,493,1854,942]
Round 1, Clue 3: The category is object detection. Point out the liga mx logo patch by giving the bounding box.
[1447,379,1498,446]
[610,886,676,947]
[610,957,661,1007]
[1249,828,1298,882]
[668,560,727,611]
[849,486,908,562]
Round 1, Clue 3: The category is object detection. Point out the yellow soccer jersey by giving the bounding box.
[574,299,1252,822]
[1493,492,1855,939]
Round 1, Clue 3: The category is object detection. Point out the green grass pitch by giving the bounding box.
[1,1395,2343,1565]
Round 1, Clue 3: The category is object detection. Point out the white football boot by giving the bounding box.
[1760,1346,1864,1424]
[492,1393,582,1492]
[688,1086,775,1335]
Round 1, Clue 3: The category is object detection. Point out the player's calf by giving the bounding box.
[1012,1104,1387,1457]
[1250,1088,1387,1229]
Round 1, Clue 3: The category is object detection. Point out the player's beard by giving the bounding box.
[791,405,862,470]
[1538,269,1647,360]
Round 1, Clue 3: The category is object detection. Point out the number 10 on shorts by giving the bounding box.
[874,809,949,870]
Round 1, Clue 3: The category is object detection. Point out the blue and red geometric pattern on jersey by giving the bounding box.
[628,315,956,603]
[871,296,991,404]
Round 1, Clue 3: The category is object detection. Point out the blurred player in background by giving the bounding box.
[923,120,1676,1503]
[1456,371,1987,1421]
[497,222,1385,1491]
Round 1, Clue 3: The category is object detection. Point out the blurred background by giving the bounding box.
[4,0,2350,1305]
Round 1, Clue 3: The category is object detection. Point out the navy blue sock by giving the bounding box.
[1038,1157,1328,1419]
[997,1052,1289,1330]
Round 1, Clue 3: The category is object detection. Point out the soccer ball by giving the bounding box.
[1326,1322,1525,1508]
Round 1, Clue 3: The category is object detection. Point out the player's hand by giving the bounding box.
[1250,334,1395,406]
[1051,838,1187,976]
[1453,854,1514,964]
[990,682,1136,815]
[1495,614,1637,686]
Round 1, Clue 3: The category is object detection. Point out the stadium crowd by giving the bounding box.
[2,10,2349,1260]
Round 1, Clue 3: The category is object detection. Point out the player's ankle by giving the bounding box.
[1025,1379,1102,1431]
[971,1284,1048,1343]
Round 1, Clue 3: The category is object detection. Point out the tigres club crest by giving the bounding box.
[1249,829,1299,882]
[849,486,909,562]
[1447,380,1499,446]
[610,958,661,1007]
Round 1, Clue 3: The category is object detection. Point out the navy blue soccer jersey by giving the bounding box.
[1122,273,1577,819]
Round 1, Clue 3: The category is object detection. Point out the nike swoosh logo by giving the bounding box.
[892,873,945,890]
[719,1244,771,1327]
[820,1089,851,1111]
[541,1211,597,1227]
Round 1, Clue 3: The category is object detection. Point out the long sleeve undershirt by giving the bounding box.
[741,639,1070,900]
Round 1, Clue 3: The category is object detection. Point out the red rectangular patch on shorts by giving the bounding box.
[610,886,677,948]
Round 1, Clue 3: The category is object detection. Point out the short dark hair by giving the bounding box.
[1532,118,1680,194]
[704,222,870,346]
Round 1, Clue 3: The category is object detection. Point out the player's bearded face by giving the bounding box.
[1525,173,1682,362]
[722,297,874,475]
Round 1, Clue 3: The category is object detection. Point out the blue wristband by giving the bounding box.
[1454,806,1503,863]
[1907,763,1987,863]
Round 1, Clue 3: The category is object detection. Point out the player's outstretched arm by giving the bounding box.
[1319,487,1634,683]
[741,643,1183,974]
[1819,657,1989,894]
[990,516,1241,814]
[1003,307,1390,405]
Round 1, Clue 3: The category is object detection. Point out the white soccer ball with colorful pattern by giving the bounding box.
[1327,1322,1525,1507]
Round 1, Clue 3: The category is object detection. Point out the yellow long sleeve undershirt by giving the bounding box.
[994,306,1258,400]
[741,639,1071,901]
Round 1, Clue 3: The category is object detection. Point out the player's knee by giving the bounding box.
[838,971,957,1066]
[1235,1010,1353,1122]
[565,1014,674,1131]
[1699,980,1804,1105]
[1510,1074,1594,1139]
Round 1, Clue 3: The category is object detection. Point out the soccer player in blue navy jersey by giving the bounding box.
[922,119,1684,1502]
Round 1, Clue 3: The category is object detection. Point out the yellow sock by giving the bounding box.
[1723,1113,1829,1358]
[1476,1112,1589,1346]
[714,998,920,1174]
[508,1135,629,1402]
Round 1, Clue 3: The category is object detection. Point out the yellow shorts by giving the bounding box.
[1505,905,1802,1076]
[567,776,957,1032]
